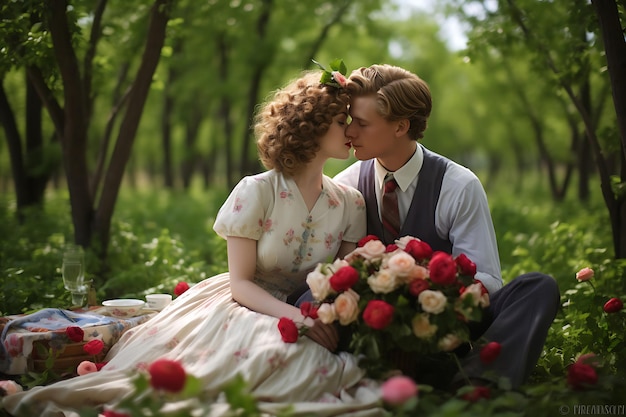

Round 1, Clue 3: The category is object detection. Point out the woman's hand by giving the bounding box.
[304,318,339,352]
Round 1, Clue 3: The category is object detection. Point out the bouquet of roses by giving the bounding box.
[278,235,490,378]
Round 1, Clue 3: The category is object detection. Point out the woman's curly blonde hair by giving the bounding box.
[255,71,350,176]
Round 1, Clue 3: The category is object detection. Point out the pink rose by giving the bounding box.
[331,71,348,88]
[0,380,23,396]
[575,267,594,281]
[65,326,85,343]
[174,281,190,296]
[387,252,417,277]
[479,341,502,364]
[83,339,105,356]
[77,361,98,376]
[380,375,418,406]
[277,317,299,343]
[329,266,359,292]
[334,289,360,325]
[603,297,623,313]
[362,300,394,330]
[428,252,457,285]
[148,359,187,393]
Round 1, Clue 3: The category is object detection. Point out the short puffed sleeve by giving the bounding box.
[213,176,274,240]
[340,184,367,243]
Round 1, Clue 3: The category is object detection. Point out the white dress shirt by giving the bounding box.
[334,145,503,294]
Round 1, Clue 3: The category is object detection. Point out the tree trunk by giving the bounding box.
[94,0,174,253]
[216,33,235,188]
[591,0,626,258]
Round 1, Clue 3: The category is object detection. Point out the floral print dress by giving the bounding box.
[3,170,386,417]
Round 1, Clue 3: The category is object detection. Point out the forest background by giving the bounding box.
[1,0,626,415]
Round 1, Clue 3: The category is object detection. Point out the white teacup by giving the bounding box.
[146,294,172,310]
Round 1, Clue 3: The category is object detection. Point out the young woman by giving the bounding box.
[3,71,384,416]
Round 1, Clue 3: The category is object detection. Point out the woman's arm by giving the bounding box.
[227,236,339,350]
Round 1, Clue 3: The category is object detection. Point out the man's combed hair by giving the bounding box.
[255,72,350,176]
[347,64,432,141]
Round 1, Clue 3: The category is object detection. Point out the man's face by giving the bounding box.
[345,95,401,162]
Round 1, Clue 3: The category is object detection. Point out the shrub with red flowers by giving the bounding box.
[279,235,489,377]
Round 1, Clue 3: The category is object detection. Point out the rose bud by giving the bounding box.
[567,361,598,390]
[277,317,299,343]
[148,358,187,393]
[575,267,594,282]
[83,339,105,356]
[65,326,85,343]
[77,361,98,376]
[380,375,418,406]
[479,341,502,364]
[603,297,623,313]
[174,281,190,296]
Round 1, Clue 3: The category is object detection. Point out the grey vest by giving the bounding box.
[357,146,453,252]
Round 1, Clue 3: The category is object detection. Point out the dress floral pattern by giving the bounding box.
[3,170,385,417]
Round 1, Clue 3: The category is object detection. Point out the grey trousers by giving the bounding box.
[291,272,560,389]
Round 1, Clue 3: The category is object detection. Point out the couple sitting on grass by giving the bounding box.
[2,62,559,417]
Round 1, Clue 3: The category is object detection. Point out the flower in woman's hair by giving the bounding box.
[418,290,447,314]
[317,303,337,324]
[367,269,399,294]
[307,264,333,301]
[362,300,395,330]
[83,339,105,356]
[438,333,462,351]
[0,380,23,396]
[428,252,458,285]
[65,326,84,343]
[358,234,380,247]
[455,253,477,277]
[331,71,348,88]
[479,341,502,364]
[148,358,187,393]
[381,375,418,406]
[174,281,190,296]
[77,361,98,376]
[334,289,360,325]
[300,301,318,319]
[408,278,430,297]
[603,297,623,313]
[575,267,594,282]
[329,266,359,292]
[461,385,491,402]
[411,313,438,339]
[277,317,299,343]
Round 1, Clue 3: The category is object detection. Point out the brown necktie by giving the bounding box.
[382,174,400,240]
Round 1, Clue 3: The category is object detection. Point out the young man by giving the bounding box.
[334,64,560,389]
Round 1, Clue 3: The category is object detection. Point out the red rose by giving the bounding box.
[300,301,319,320]
[567,361,598,390]
[603,297,623,313]
[95,362,108,371]
[358,235,380,247]
[174,281,190,296]
[455,254,477,277]
[479,342,502,364]
[65,326,84,343]
[277,317,299,343]
[461,385,491,402]
[408,279,430,297]
[329,266,359,292]
[404,239,433,261]
[83,339,105,356]
[102,410,131,417]
[385,243,399,252]
[428,252,457,285]
[148,358,187,393]
[362,300,394,330]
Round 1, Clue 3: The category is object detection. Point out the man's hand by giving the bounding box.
[304,319,339,352]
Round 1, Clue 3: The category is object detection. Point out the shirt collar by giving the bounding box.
[374,144,423,192]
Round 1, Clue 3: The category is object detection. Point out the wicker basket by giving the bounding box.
[29,340,108,373]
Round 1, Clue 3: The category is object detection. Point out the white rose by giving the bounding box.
[0,380,23,395]
[359,240,387,261]
[438,334,462,351]
[407,265,428,282]
[316,302,337,324]
[411,313,438,339]
[395,236,420,250]
[334,289,360,325]
[367,269,399,294]
[306,264,333,301]
[418,290,447,314]
[386,252,416,281]
[460,283,483,307]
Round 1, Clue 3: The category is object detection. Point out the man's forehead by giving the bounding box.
[349,95,377,118]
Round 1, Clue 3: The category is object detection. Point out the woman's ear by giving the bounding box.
[395,119,410,137]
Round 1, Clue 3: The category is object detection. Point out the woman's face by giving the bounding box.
[318,108,351,160]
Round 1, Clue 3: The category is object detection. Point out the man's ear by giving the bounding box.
[395,119,410,137]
